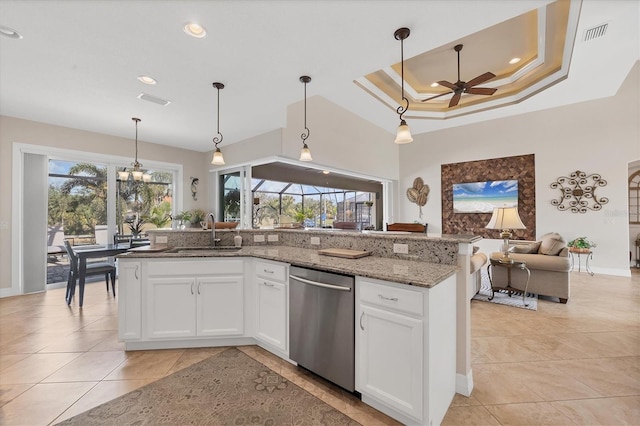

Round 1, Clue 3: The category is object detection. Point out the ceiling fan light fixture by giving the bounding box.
[395,119,413,144]
[393,27,412,144]
[210,82,226,166]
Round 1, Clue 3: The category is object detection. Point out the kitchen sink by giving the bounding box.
[166,246,242,253]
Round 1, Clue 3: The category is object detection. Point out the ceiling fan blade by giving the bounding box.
[465,87,497,96]
[421,91,453,102]
[465,72,496,88]
[448,92,462,108]
[436,80,458,90]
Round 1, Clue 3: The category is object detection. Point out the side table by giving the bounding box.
[569,248,594,276]
[487,258,531,307]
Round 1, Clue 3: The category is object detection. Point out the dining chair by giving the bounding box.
[113,233,132,248]
[63,240,117,302]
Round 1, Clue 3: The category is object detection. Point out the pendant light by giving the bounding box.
[130,117,147,181]
[299,75,312,162]
[394,28,413,144]
[211,82,226,165]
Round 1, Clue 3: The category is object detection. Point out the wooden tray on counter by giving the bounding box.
[317,248,371,259]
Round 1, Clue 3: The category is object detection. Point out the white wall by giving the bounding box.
[398,62,640,277]
[0,116,209,291]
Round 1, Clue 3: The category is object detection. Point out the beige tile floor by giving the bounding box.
[0,269,638,425]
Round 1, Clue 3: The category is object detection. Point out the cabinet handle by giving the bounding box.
[191,282,194,295]
[378,294,399,302]
[263,281,275,287]
[197,282,201,295]
[134,265,139,280]
[359,311,365,331]
[263,269,274,274]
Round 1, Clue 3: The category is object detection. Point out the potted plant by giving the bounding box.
[567,236,596,253]
[173,211,193,230]
[190,208,206,227]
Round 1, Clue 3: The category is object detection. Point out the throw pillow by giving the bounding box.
[538,232,566,255]
[512,241,541,254]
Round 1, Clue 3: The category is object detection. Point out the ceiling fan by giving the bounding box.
[422,44,497,108]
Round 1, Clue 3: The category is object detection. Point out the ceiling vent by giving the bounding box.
[137,93,171,106]
[583,23,608,42]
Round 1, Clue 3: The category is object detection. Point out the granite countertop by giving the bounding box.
[120,245,458,289]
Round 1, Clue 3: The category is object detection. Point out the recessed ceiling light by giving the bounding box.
[137,75,157,85]
[430,82,439,88]
[509,57,521,64]
[322,170,331,175]
[183,22,206,38]
[0,25,23,39]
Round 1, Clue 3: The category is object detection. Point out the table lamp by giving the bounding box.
[486,206,526,262]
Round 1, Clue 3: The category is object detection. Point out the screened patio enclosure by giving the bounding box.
[251,178,376,230]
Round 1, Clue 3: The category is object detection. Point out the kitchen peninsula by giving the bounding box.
[117,228,480,426]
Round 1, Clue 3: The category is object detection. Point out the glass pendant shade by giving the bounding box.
[299,143,312,162]
[211,147,225,165]
[142,173,152,182]
[394,119,413,144]
[118,171,130,180]
[132,170,144,181]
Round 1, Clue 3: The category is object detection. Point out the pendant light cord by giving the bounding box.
[212,83,224,148]
[396,34,409,121]
[301,77,310,143]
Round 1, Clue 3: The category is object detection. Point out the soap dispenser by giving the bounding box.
[234,230,242,248]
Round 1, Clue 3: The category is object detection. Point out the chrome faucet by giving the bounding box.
[207,212,220,246]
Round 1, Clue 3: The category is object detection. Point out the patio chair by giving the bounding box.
[63,240,116,302]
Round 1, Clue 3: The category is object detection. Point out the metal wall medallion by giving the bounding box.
[550,170,608,213]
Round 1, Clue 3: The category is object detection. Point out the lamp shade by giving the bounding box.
[394,120,413,144]
[118,171,130,180]
[211,147,225,165]
[486,207,526,230]
[131,170,144,181]
[299,144,312,162]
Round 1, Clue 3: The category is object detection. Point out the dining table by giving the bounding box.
[66,243,130,306]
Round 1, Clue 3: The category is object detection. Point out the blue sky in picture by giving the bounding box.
[453,180,518,213]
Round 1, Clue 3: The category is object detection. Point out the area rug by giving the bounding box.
[472,269,538,310]
[57,347,360,426]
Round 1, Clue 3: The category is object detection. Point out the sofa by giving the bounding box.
[489,232,571,303]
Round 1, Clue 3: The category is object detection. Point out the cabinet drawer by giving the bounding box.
[148,259,243,276]
[254,260,287,282]
[358,279,423,317]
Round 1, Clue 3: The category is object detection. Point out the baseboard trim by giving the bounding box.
[456,370,474,397]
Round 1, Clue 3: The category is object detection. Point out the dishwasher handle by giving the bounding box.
[290,274,352,292]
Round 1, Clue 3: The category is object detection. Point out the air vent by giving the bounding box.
[583,23,608,42]
[137,93,171,106]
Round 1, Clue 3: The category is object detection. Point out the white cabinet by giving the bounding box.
[357,278,424,420]
[356,275,457,426]
[118,260,141,340]
[144,259,244,340]
[254,260,288,353]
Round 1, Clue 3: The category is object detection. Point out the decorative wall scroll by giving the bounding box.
[190,177,199,201]
[406,177,430,218]
[550,170,608,213]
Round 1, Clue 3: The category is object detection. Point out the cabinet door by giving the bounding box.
[118,261,141,340]
[357,304,423,420]
[256,278,287,351]
[147,277,196,339]
[197,275,244,336]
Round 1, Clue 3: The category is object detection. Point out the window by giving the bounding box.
[630,170,640,224]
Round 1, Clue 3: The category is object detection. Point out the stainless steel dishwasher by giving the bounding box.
[289,265,355,392]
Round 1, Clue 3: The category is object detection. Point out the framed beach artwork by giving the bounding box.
[453,180,518,213]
